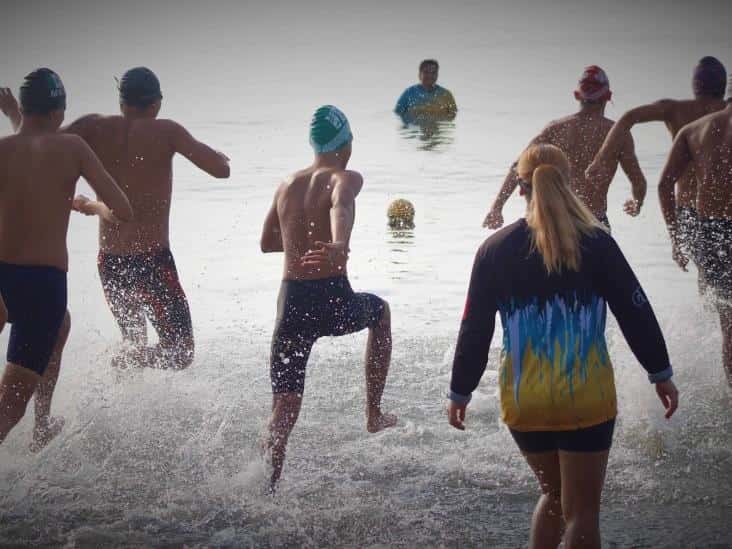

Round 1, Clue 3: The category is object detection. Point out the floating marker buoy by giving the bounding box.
[387,199,415,229]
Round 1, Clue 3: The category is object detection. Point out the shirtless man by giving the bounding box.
[261,105,397,488]
[4,67,231,370]
[659,80,732,385]
[483,66,646,232]
[0,68,132,449]
[589,57,727,268]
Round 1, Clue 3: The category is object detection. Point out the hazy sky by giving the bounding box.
[1,0,730,126]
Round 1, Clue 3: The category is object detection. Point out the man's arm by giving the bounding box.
[590,101,675,177]
[329,173,361,246]
[300,172,363,266]
[395,88,411,115]
[658,127,693,269]
[443,90,457,120]
[0,88,21,132]
[618,131,647,216]
[483,126,554,228]
[170,122,230,179]
[76,137,133,222]
[260,186,283,253]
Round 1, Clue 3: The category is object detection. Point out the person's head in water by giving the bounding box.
[19,68,66,128]
[419,59,439,91]
[517,144,602,274]
[574,65,611,106]
[692,56,727,99]
[309,105,353,164]
[119,67,163,117]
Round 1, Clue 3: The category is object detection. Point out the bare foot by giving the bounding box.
[367,411,397,433]
[30,416,65,453]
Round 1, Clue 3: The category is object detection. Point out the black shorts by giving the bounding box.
[0,262,67,375]
[697,218,732,302]
[98,249,194,366]
[270,276,386,394]
[509,418,616,453]
[676,206,699,263]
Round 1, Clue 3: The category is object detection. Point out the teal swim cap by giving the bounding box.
[309,105,353,153]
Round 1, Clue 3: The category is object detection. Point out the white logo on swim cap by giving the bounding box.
[49,73,65,97]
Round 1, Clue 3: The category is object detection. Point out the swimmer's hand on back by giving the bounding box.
[300,241,349,268]
[72,194,122,224]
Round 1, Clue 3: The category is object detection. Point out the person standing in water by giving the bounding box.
[261,105,396,488]
[449,144,678,549]
[589,56,727,272]
[395,59,457,121]
[0,69,132,450]
[658,78,732,385]
[2,67,231,370]
[483,66,647,232]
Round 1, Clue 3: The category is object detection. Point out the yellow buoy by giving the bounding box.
[387,199,415,229]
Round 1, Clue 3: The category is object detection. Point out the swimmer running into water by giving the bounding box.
[658,77,732,385]
[589,56,727,275]
[484,66,647,232]
[0,69,132,450]
[261,105,397,488]
[3,67,231,370]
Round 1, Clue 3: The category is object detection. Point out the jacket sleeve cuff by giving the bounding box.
[648,365,673,384]
[447,390,472,405]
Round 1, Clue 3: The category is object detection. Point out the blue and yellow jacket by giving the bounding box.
[449,219,672,431]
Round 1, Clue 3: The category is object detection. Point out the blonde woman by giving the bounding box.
[447,144,679,549]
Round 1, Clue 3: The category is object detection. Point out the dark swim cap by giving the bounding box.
[119,67,162,108]
[692,56,727,98]
[19,68,66,115]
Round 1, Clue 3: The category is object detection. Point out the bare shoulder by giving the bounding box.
[155,118,185,135]
[332,170,363,191]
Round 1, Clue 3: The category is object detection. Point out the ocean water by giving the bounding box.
[1,1,731,547]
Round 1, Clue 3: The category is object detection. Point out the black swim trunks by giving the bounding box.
[98,248,193,367]
[676,206,699,263]
[270,276,386,394]
[0,262,67,375]
[697,218,732,302]
[509,418,616,453]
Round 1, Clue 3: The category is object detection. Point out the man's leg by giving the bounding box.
[98,254,148,367]
[559,449,609,549]
[718,302,732,386]
[365,302,397,433]
[0,363,40,446]
[266,392,303,489]
[142,251,194,369]
[31,310,70,451]
[523,450,564,549]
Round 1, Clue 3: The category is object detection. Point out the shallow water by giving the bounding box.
[2,1,732,547]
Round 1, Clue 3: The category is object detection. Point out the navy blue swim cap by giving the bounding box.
[119,67,162,108]
[19,68,66,115]
[693,57,727,98]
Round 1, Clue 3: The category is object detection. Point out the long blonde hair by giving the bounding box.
[518,144,604,274]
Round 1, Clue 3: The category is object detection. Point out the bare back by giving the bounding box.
[685,105,732,219]
[277,168,359,280]
[662,99,728,206]
[543,113,615,215]
[0,133,84,270]
[74,116,178,254]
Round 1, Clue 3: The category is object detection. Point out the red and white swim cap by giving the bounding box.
[574,65,611,102]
